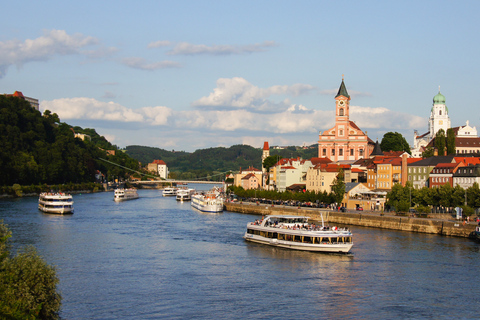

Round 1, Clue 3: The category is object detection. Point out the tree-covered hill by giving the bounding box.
[0,96,139,186]
[126,144,318,175]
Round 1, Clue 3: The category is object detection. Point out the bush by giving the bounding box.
[0,221,61,319]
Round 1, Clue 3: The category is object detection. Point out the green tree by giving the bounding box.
[262,155,281,173]
[435,129,446,156]
[331,169,345,206]
[422,147,435,158]
[380,132,411,154]
[446,128,456,155]
[0,221,61,319]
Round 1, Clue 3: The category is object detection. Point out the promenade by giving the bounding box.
[225,202,478,239]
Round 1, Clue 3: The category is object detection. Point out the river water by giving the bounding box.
[1,187,479,319]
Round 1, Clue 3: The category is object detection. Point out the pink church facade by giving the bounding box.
[318,79,374,161]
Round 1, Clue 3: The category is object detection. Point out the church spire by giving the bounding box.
[335,77,350,98]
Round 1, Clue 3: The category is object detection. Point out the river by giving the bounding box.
[1,187,479,319]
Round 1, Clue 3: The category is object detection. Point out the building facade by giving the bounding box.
[318,79,374,161]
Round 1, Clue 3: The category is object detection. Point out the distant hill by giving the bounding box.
[125,144,319,176]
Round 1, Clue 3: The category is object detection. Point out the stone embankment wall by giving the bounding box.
[225,203,477,238]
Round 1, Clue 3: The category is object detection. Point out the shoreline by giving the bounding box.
[225,202,478,239]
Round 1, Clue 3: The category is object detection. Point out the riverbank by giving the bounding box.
[225,202,478,238]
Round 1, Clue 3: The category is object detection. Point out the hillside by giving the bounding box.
[0,95,139,186]
[126,144,318,175]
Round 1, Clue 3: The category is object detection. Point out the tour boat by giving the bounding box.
[162,186,177,197]
[191,189,224,213]
[114,188,139,201]
[38,192,74,214]
[176,187,195,202]
[244,215,353,253]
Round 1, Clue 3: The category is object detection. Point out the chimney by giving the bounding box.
[401,153,408,186]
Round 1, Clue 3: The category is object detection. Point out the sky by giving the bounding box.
[1,0,479,152]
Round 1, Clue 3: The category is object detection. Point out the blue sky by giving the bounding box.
[1,0,479,152]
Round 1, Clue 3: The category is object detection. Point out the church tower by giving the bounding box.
[318,78,374,161]
[428,88,451,139]
[261,141,270,173]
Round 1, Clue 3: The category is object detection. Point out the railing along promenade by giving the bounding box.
[225,202,478,239]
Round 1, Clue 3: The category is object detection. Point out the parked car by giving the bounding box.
[356,207,364,211]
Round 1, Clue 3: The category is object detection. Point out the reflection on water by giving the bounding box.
[1,187,480,319]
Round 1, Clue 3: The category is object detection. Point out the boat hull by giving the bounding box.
[243,233,352,253]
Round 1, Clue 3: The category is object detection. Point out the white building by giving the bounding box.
[412,88,452,157]
[275,158,312,192]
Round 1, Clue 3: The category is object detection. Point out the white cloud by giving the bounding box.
[349,105,424,130]
[192,77,316,111]
[147,40,173,48]
[121,57,181,70]
[41,97,174,125]
[0,29,98,78]
[166,41,276,55]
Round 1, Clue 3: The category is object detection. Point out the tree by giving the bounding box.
[422,147,435,158]
[262,155,281,173]
[380,132,411,154]
[435,129,446,156]
[331,169,345,206]
[446,128,456,155]
[0,221,61,319]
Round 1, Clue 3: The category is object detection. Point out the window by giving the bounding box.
[332,149,335,156]
[359,149,364,157]
[339,149,343,156]
[339,130,343,136]
[350,149,354,156]
[322,149,327,156]
[339,108,344,116]
[439,110,442,115]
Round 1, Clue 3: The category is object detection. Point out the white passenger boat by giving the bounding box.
[244,215,353,253]
[38,192,74,214]
[162,186,177,197]
[176,188,195,202]
[191,189,224,213]
[114,188,139,201]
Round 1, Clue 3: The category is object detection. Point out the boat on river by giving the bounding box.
[244,215,353,253]
[162,186,177,197]
[114,188,139,201]
[176,187,195,202]
[191,188,224,213]
[38,192,74,214]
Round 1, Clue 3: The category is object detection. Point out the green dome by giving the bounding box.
[433,91,446,104]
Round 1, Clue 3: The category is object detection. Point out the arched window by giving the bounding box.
[339,108,344,116]
[439,110,442,115]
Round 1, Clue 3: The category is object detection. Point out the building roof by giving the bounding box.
[241,173,257,180]
[152,159,166,165]
[335,79,350,98]
[453,164,480,177]
[455,137,480,147]
[309,157,332,165]
[240,166,261,173]
[370,141,383,156]
[408,155,455,167]
[345,182,360,194]
[454,157,480,165]
[263,141,269,150]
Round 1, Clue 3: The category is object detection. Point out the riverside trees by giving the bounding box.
[386,182,480,215]
[0,221,61,319]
